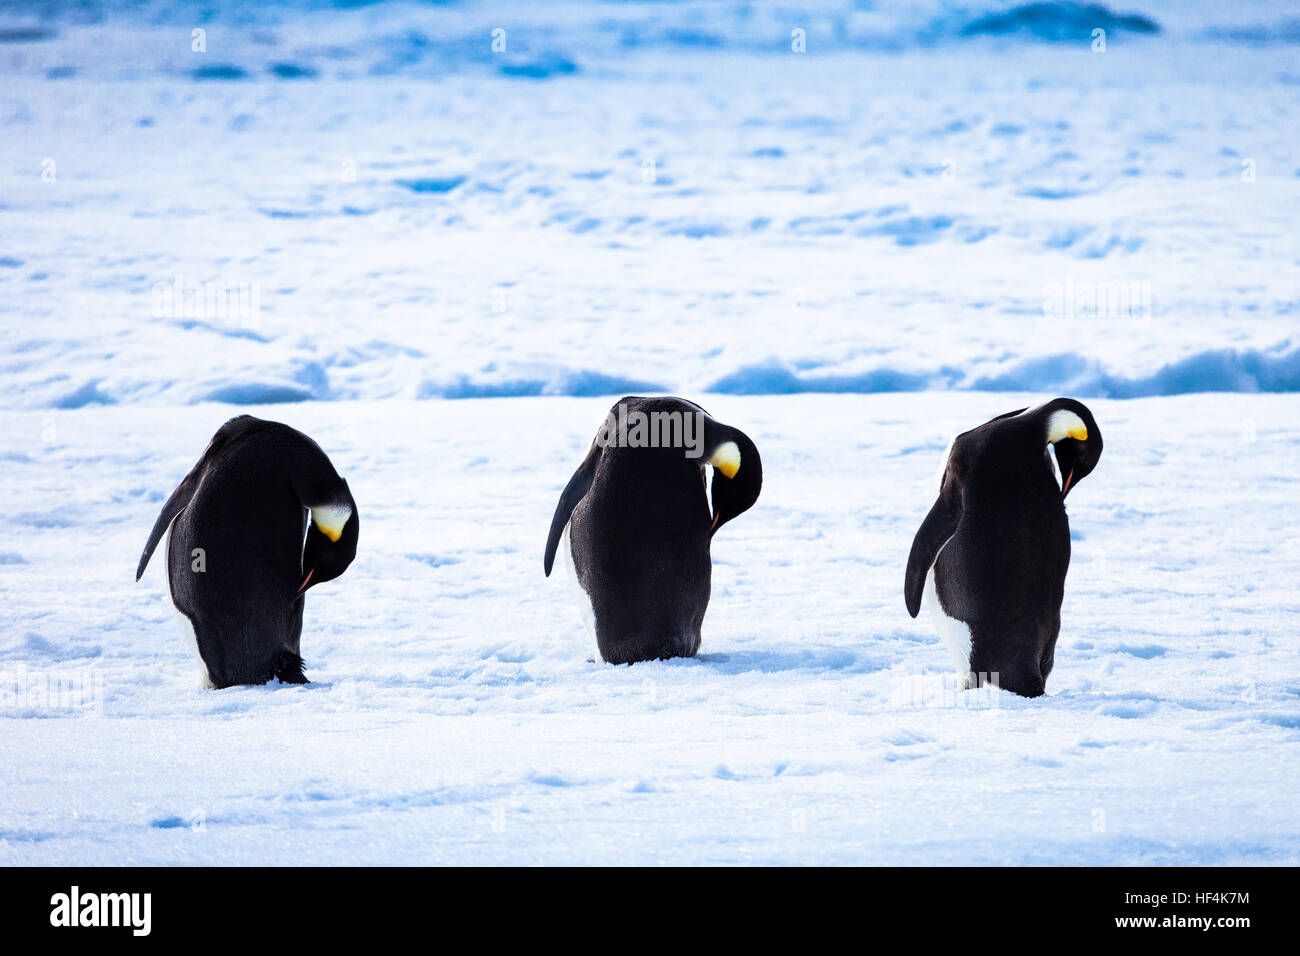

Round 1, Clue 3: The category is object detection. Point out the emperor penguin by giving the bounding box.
[544,396,762,664]
[136,415,358,688]
[904,397,1102,697]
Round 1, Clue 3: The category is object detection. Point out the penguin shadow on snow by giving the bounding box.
[694,646,893,676]
[571,644,892,678]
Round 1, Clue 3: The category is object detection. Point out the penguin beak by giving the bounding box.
[1062,428,1086,497]
[297,569,314,595]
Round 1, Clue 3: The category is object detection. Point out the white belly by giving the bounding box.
[924,552,973,689]
[923,440,973,688]
[164,519,214,689]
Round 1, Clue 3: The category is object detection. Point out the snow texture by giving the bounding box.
[0,1,1297,864]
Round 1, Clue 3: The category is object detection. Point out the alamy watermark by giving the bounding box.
[595,402,706,458]
[50,886,150,936]
[896,668,1003,710]
[0,663,104,714]
[1042,274,1151,324]
[151,273,262,323]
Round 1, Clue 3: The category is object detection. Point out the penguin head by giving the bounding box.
[904,397,1101,617]
[971,397,1103,497]
[298,483,358,595]
[1039,398,1103,498]
[704,427,763,536]
[543,397,763,576]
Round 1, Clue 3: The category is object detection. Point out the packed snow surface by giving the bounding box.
[2,394,1298,865]
[0,1,1298,864]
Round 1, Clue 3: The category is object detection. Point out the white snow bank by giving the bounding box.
[1,6,1298,409]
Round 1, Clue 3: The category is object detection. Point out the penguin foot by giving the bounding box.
[269,651,308,684]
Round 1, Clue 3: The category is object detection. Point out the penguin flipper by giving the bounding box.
[135,470,201,581]
[904,482,963,618]
[136,416,261,582]
[543,443,600,577]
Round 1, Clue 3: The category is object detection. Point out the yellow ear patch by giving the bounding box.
[709,441,741,479]
[1046,409,1089,446]
[310,504,352,542]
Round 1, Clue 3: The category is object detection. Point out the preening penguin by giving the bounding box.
[543,396,762,664]
[136,415,358,688]
[904,398,1102,697]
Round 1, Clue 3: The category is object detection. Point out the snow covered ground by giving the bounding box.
[2,394,1298,865]
[0,0,1298,864]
